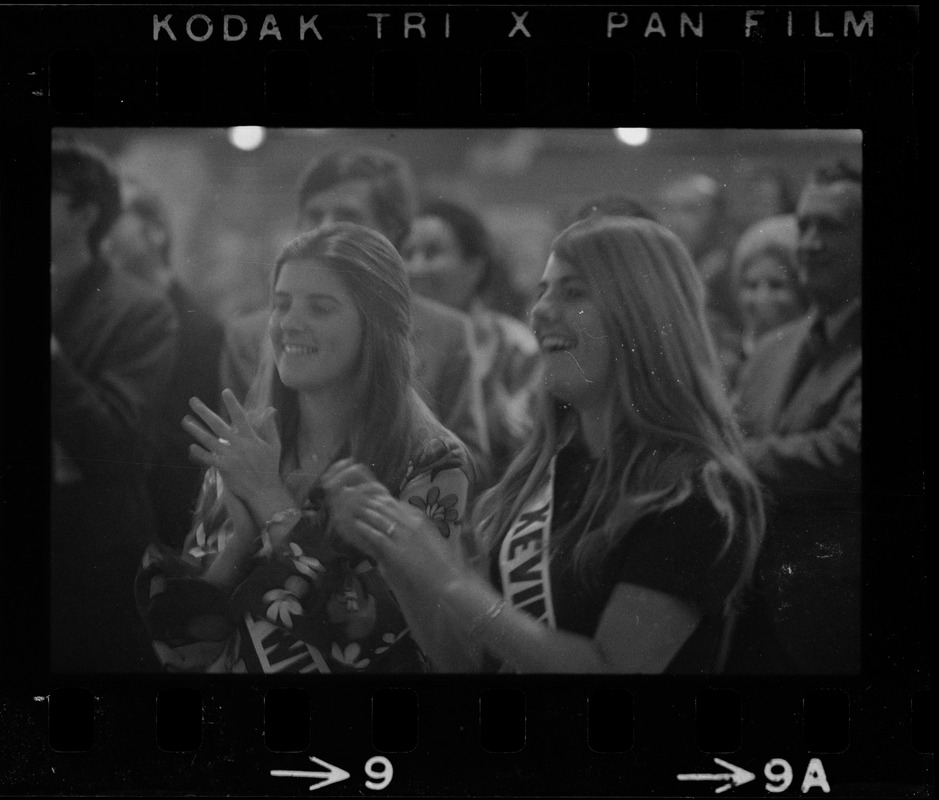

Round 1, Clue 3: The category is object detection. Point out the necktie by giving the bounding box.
[782,316,827,407]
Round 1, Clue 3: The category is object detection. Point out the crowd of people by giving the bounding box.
[50,137,861,675]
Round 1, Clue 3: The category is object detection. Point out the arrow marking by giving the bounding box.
[271,755,351,792]
[677,758,756,794]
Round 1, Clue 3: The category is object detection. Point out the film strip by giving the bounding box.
[0,3,927,797]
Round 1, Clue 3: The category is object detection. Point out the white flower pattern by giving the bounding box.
[330,642,371,670]
[289,542,325,579]
[263,588,303,628]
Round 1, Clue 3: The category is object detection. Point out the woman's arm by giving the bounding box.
[442,578,700,673]
[329,485,701,673]
[322,456,485,672]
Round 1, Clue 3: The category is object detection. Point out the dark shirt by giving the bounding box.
[51,256,178,673]
[148,280,224,547]
[493,442,784,673]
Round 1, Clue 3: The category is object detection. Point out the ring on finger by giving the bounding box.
[385,521,396,538]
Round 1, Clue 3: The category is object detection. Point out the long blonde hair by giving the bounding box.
[474,217,764,609]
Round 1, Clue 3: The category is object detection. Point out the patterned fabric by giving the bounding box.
[136,436,472,674]
[468,303,541,483]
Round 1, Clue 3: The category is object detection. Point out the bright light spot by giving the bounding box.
[228,126,266,151]
[614,128,650,146]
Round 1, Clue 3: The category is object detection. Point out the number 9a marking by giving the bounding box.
[365,756,393,790]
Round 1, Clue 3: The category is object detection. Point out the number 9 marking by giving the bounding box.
[764,758,793,793]
[365,756,393,791]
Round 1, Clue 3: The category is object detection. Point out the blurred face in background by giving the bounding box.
[270,259,363,396]
[796,180,862,314]
[103,211,166,285]
[50,189,95,267]
[659,178,722,260]
[299,179,380,235]
[739,254,805,338]
[401,215,482,311]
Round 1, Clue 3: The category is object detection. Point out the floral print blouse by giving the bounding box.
[135,436,472,674]
[469,303,541,485]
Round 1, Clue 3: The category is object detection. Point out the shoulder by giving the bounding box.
[626,489,734,568]
[737,316,811,389]
[407,430,476,478]
[640,491,725,536]
[170,282,223,340]
[412,295,472,344]
[750,315,812,360]
[613,488,744,613]
[488,310,539,355]
[108,268,177,331]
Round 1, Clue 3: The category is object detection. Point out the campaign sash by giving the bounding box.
[498,456,557,630]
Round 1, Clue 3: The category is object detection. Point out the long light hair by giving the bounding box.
[245,222,447,489]
[474,216,765,609]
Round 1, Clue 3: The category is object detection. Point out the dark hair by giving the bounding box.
[810,160,862,187]
[125,185,173,267]
[563,193,659,228]
[297,148,418,248]
[418,198,529,317]
[51,139,122,255]
[419,198,495,293]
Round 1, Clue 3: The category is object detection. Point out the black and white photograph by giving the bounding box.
[0,4,925,797]
[49,127,863,676]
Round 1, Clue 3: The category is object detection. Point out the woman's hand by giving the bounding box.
[322,461,466,593]
[183,389,283,507]
[321,459,392,546]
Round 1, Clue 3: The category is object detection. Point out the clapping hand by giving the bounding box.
[321,460,463,592]
[183,388,283,507]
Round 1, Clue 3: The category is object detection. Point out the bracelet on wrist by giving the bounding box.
[258,507,302,555]
[469,598,508,640]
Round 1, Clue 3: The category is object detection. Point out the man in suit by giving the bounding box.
[735,161,862,673]
[219,148,489,468]
[103,184,224,548]
[51,140,178,672]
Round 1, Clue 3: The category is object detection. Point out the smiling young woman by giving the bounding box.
[322,216,783,674]
[135,222,477,674]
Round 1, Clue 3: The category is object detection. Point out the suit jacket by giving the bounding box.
[219,294,489,463]
[51,257,178,672]
[734,303,862,673]
[147,280,224,547]
[736,306,861,508]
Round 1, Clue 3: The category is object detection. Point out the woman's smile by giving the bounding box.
[270,259,363,394]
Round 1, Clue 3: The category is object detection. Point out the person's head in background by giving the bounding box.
[296,148,418,250]
[795,161,862,317]
[561,193,659,229]
[402,198,526,318]
[51,139,122,273]
[102,183,173,290]
[732,215,808,340]
[732,164,795,235]
[657,173,727,262]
